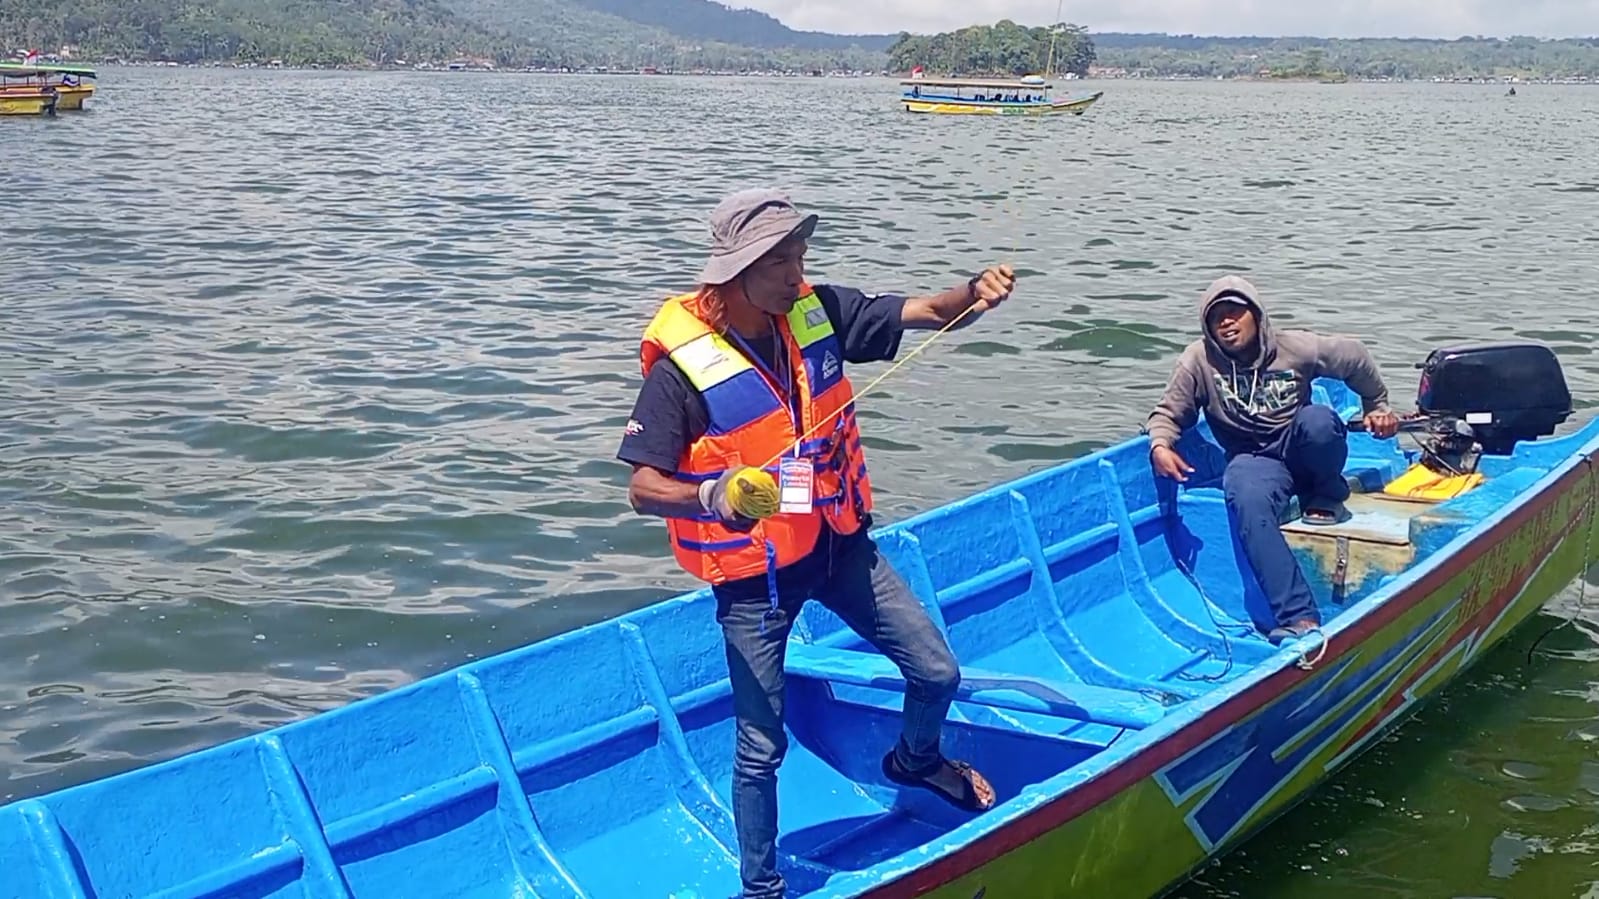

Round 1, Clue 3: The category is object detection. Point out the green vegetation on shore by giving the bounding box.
[3,0,1598,79]
[1092,33,1599,81]
[1,0,510,67]
[444,0,885,71]
[0,0,888,71]
[887,20,1096,77]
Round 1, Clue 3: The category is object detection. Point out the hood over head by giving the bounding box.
[1199,275,1277,368]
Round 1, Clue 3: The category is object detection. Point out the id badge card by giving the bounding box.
[778,458,814,515]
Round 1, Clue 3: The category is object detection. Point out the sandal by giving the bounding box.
[1268,618,1320,645]
[882,750,996,813]
[1300,500,1350,526]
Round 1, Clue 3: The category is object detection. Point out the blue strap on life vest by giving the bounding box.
[760,539,780,635]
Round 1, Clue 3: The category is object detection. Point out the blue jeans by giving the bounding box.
[715,533,960,899]
[1223,404,1349,628]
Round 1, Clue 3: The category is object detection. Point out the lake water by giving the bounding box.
[4,66,1598,896]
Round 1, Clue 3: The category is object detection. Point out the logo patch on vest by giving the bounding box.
[693,349,729,373]
[670,334,750,392]
[822,350,840,381]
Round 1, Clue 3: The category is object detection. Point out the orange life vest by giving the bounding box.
[638,285,874,586]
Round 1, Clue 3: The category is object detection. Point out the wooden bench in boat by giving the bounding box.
[785,643,1169,730]
[1275,465,1545,604]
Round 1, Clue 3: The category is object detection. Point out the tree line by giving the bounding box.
[1092,35,1599,80]
[887,20,1097,77]
[6,2,1598,79]
[0,0,887,70]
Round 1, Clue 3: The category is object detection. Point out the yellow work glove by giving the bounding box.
[699,466,780,529]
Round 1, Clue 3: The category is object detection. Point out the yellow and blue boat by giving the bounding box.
[0,342,1594,897]
[0,63,96,115]
[900,74,1102,116]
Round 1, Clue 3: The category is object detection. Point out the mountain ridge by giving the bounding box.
[559,0,896,50]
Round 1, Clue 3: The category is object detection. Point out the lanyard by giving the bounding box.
[727,322,804,457]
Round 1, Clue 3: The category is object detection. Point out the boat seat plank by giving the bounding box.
[1279,493,1421,546]
[785,643,1166,730]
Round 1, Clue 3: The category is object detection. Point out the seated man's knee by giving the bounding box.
[1295,404,1346,440]
[1224,463,1287,521]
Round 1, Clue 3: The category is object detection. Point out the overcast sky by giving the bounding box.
[726,0,1599,40]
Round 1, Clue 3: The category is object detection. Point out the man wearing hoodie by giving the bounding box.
[1145,275,1400,644]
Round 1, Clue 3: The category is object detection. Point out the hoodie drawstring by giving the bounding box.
[1229,357,1265,414]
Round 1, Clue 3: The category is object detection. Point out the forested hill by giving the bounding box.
[0,0,890,69]
[0,0,511,66]
[441,0,890,69]
[558,0,896,50]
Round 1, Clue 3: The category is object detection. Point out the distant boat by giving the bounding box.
[0,342,1595,898]
[899,72,1101,117]
[0,62,96,115]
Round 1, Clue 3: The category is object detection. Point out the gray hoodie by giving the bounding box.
[1145,275,1391,458]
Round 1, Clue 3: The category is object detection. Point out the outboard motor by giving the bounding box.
[1414,342,1573,455]
[1351,342,1572,500]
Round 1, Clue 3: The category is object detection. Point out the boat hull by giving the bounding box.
[0,89,57,116]
[878,446,1599,898]
[0,380,1595,899]
[903,92,1102,117]
[51,85,93,110]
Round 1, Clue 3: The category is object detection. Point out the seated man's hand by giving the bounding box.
[1151,446,1195,483]
[1362,409,1400,440]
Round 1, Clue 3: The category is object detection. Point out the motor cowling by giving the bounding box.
[1416,342,1573,454]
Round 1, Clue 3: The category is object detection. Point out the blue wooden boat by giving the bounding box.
[2,343,1595,899]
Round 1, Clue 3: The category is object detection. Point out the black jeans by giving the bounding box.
[715,534,960,898]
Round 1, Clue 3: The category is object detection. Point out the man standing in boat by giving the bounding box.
[1145,275,1400,643]
[618,187,1012,899]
